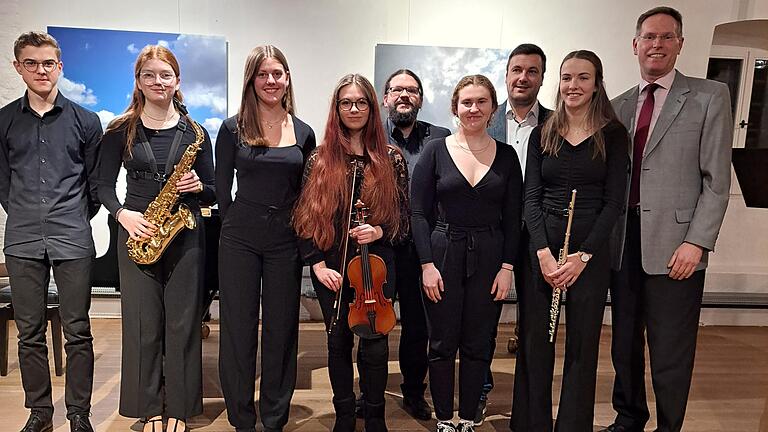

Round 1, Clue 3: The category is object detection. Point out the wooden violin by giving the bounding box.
[346,199,396,339]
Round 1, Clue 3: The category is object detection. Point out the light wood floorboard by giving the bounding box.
[1,320,767,431]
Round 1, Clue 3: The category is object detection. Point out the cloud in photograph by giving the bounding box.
[202,117,223,138]
[167,34,228,116]
[59,75,98,106]
[127,43,139,54]
[96,109,117,131]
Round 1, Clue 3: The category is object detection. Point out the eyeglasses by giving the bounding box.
[20,59,59,73]
[338,98,370,112]
[637,33,679,43]
[388,86,420,96]
[138,71,176,85]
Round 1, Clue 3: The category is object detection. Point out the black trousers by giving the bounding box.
[483,228,530,399]
[117,218,205,420]
[218,202,302,431]
[511,214,610,432]
[426,226,503,421]
[608,212,705,432]
[312,246,394,408]
[393,241,429,398]
[7,254,94,419]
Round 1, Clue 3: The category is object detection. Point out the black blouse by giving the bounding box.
[410,138,523,265]
[97,119,216,217]
[298,146,410,268]
[214,115,316,219]
[524,120,630,254]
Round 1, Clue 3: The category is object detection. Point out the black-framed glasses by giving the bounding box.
[388,86,420,96]
[20,59,58,73]
[338,98,370,111]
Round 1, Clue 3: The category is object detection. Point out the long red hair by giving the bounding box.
[293,74,401,251]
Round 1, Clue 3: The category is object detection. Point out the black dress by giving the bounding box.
[97,118,215,420]
[511,120,629,432]
[299,146,409,426]
[215,115,315,431]
[410,137,522,422]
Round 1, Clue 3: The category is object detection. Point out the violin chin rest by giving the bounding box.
[350,324,386,340]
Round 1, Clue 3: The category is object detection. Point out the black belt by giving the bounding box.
[542,206,599,218]
[127,169,166,183]
[434,221,499,278]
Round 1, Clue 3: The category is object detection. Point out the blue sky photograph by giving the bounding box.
[48,26,227,139]
[375,44,508,131]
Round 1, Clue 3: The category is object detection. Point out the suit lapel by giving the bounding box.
[644,72,689,158]
[618,88,639,161]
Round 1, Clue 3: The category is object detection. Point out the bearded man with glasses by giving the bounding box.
[373,69,450,421]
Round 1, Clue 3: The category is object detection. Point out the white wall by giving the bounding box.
[1,0,767,310]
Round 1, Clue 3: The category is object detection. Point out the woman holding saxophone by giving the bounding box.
[96,45,215,432]
[511,50,628,431]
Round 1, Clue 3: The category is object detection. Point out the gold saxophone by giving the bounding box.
[126,116,204,265]
[548,189,576,343]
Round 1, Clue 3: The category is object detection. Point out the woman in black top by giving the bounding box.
[410,75,522,432]
[97,45,215,432]
[293,74,408,432]
[216,45,316,432]
[511,50,629,432]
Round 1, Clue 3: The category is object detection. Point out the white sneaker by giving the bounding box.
[437,421,457,432]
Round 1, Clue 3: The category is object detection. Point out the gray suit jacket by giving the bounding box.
[610,70,733,274]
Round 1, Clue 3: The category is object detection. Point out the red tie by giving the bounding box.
[629,83,659,208]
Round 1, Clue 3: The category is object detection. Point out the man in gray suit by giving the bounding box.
[482,43,551,427]
[602,7,733,432]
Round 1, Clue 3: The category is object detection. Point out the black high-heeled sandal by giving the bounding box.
[141,416,163,432]
[167,418,189,432]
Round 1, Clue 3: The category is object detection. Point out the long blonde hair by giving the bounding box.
[540,50,617,160]
[106,45,184,159]
[237,45,296,146]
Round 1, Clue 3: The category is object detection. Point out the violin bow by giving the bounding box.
[329,161,359,334]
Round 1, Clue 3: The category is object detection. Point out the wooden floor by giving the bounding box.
[1,319,767,431]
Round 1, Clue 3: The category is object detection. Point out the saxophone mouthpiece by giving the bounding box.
[173,98,189,116]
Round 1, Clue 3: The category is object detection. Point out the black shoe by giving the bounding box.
[333,395,357,432]
[69,414,94,432]
[20,411,53,432]
[402,395,432,421]
[473,398,487,426]
[363,400,387,432]
[599,425,634,432]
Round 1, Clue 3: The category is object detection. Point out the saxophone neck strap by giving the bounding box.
[135,116,189,185]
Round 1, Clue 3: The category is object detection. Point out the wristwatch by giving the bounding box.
[578,251,592,263]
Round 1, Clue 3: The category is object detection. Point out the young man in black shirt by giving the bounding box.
[381,69,450,421]
[0,32,102,432]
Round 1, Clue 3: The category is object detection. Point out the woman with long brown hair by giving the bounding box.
[410,75,522,432]
[293,73,408,432]
[511,50,629,431]
[97,45,215,432]
[216,45,315,432]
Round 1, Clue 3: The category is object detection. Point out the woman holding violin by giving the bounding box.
[293,73,408,432]
[410,75,522,432]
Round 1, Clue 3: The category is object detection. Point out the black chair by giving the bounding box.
[0,283,64,377]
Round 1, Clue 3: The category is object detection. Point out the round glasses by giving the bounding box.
[20,59,58,73]
[338,98,370,112]
[138,71,177,85]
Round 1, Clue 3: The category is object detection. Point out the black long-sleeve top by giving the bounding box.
[524,120,629,255]
[0,91,102,260]
[96,119,216,217]
[298,146,410,269]
[410,138,523,265]
[215,115,316,219]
